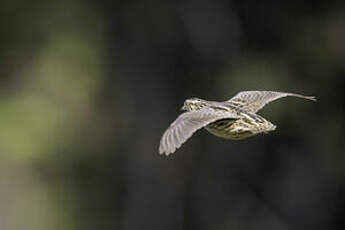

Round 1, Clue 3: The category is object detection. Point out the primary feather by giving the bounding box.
[228,91,316,113]
[159,108,240,155]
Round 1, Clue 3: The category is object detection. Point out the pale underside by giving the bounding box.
[159,91,316,156]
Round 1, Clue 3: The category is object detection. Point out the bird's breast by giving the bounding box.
[205,119,254,139]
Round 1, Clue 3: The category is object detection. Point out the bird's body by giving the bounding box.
[205,113,275,140]
[182,99,276,139]
[159,91,316,155]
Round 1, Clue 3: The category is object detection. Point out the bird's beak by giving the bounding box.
[181,105,186,111]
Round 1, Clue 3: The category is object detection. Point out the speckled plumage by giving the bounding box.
[159,91,316,156]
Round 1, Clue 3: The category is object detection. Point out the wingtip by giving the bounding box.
[307,96,317,102]
[159,146,166,156]
[164,149,175,156]
[293,93,317,102]
[158,151,173,156]
[158,146,174,156]
[158,150,168,156]
[158,144,165,155]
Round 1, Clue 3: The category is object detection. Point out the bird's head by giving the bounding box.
[182,98,207,111]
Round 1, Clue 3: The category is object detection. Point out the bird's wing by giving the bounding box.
[159,108,239,156]
[228,91,316,113]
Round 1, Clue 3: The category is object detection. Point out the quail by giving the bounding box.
[159,91,316,156]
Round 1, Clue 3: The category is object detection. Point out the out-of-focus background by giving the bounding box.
[1,0,345,229]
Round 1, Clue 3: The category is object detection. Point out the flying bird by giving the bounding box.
[159,91,316,156]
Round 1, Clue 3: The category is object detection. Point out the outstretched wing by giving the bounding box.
[159,108,239,156]
[228,91,316,113]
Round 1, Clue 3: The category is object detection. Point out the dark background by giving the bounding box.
[1,0,345,229]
